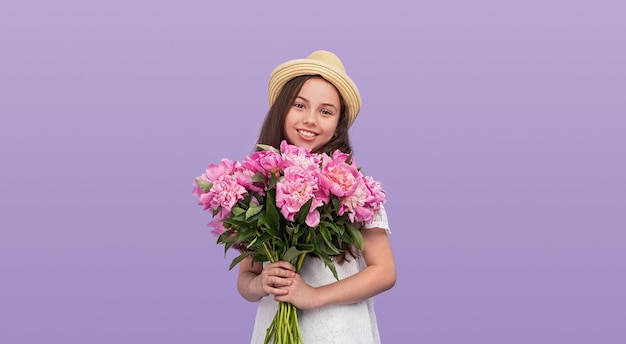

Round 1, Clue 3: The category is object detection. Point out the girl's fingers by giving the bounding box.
[259,261,296,295]
[270,287,288,296]
[273,276,293,287]
[267,261,295,271]
[264,262,295,278]
[264,277,291,295]
[274,267,295,278]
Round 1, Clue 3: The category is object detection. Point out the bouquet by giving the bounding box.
[192,140,385,344]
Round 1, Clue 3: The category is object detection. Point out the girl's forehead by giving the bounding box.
[297,78,341,103]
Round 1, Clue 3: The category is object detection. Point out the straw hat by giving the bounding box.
[268,50,362,128]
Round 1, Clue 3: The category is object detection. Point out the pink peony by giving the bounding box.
[193,158,239,195]
[208,220,228,237]
[192,173,211,197]
[339,178,375,223]
[363,175,386,213]
[280,140,321,171]
[319,150,361,198]
[234,165,265,195]
[204,159,239,182]
[244,150,283,178]
[275,165,326,227]
[199,174,247,220]
[193,158,248,220]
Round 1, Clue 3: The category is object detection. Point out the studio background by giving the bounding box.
[1,1,624,343]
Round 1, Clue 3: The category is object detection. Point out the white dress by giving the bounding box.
[249,206,390,344]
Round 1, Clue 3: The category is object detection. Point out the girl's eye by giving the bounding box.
[294,103,305,109]
[321,109,332,115]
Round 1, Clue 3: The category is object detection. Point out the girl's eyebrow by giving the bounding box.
[296,96,338,111]
[295,96,309,103]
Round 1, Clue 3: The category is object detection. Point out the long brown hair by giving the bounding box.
[256,75,358,263]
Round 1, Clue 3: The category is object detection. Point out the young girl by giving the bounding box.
[237,50,396,343]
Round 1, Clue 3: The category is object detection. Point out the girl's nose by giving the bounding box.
[302,110,317,125]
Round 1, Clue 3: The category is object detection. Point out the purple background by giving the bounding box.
[1,1,624,343]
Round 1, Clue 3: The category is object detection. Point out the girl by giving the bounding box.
[237,50,396,343]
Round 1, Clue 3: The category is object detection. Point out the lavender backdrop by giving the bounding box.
[1,1,624,343]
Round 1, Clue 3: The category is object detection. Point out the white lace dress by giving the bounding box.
[249,206,390,344]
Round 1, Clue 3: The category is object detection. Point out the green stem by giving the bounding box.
[294,232,311,272]
[263,242,277,263]
[263,230,309,343]
[264,302,303,344]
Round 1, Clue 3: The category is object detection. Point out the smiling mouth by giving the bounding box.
[298,129,317,138]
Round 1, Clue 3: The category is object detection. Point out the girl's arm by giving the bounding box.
[275,227,396,310]
[237,258,296,302]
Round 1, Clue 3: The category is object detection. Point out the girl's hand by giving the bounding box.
[274,274,319,310]
[258,261,296,297]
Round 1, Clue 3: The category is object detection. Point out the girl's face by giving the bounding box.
[283,77,341,152]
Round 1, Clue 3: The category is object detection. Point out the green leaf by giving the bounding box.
[291,225,306,242]
[318,253,339,280]
[231,206,245,216]
[251,171,266,183]
[252,254,268,264]
[245,204,264,220]
[282,246,308,265]
[295,198,313,225]
[229,251,254,270]
[322,242,341,255]
[255,232,272,247]
[246,236,258,249]
[267,173,282,190]
[221,218,250,229]
[348,226,364,251]
[255,144,278,152]
[297,243,315,252]
[331,195,339,211]
[319,225,332,245]
[257,214,278,237]
[195,179,213,192]
[231,212,247,221]
[265,190,280,231]
[216,228,237,244]
[324,221,342,235]
[310,228,321,248]
[252,192,265,204]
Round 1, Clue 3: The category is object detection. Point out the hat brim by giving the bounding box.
[268,59,361,128]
